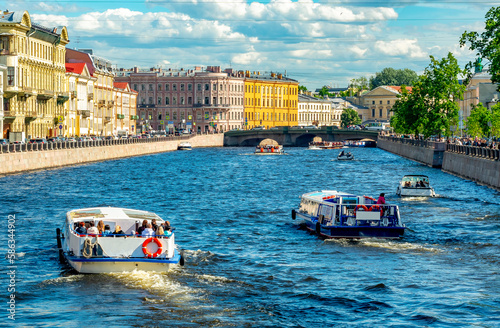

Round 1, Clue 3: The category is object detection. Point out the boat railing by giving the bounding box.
[70,228,172,239]
[323,204,401,227]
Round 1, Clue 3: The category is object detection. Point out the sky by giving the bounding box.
[3,0,496,90]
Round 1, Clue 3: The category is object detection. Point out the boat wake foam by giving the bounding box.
[324,238,441,253]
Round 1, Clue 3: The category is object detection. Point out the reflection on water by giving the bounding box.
[0,146,499,327]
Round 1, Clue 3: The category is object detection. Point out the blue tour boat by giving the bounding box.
[292,190,405,239]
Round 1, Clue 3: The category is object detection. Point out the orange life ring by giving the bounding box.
[354,204,368,214]
[142,237,163,258]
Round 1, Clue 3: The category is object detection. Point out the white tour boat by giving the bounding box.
[178,141,192,150]
[292,190,406,239]
[396,175,436,197]
[57,207,184,273]
[308,141,344,150]
[254,144,285,155]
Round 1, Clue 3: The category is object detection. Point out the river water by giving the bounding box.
[1,146,499,327]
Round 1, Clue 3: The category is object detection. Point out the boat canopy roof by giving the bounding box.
[66,207,163,223]
[301,190,358,202]
[401,175,429,181]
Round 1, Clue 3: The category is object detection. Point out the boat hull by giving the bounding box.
[64,250,183,273]
[303,221,405,239]
[397,186,435,197]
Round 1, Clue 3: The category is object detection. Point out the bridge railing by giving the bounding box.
[446,144,500,161]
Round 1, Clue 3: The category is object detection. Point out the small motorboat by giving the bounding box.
[396,175,435,197]
[58,207,184,273]
[178,141,192,150]
[292,190,405,239]
[337,151,354,160]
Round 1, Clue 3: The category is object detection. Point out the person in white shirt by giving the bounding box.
[86,221,99,235]
[141,223,154,237]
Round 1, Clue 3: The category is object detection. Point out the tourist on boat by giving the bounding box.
[151,218,158,233]
[112,225,125,235]
[97,220,105,234]
[86,221,99,235]
[103,225,112,236]
[156,224,164,236]
[376,193,386,204]
[75,222,86,234]
[137,220,148,235]
[142,223,155,237]
[340,150,345,156]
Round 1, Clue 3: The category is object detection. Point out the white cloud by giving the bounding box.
[374,39,427,58]
[232,52,264,65]
[349,46,368,57]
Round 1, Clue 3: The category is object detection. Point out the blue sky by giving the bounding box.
[3,0,495,90]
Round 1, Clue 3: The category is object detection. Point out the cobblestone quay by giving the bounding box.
[0,134,223,175]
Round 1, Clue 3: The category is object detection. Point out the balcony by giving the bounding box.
[104,116,111,123]
[108,100,115,106]
[130,115,139,120]
[78,109,91,118]
[24,111,38,123]
[98,100,106,107]
[87,93,94,101]
[37,90,54,100]
[3,85,19,99]
[117,114,125,119]
[19,86,34,98]
[2,111,16,123]
[57,92,70,103]
[70,90,77,98]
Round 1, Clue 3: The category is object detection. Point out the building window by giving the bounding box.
[213,97,216,105]
[165,84,169,91]
[387,100,390,104]
[134,84,138,91]
[158,84,162,91]
[173,84,177,91]
[205,97,209,104]
[180,84,185,91]
[181,97,185,105]
[173,111,177,120]
[380,100,382,105]
[205,84,209,91]
[188,84,192,91]
[7,67,14,85]
[213,84,217,91]
[157,97,161,105]
[188,97,192,104]
[372,108,375,117]
[141,84,145,91]
[148,97,153,104]
[198,84,201,91]
[158,114,162,120]
[173,97,177,105]
[379,108,383,117]
[166,97,170,105]
[149,84,153,91]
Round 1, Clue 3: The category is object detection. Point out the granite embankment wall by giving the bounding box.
[377,137,445,168]
[378,136,500,191]
[0,134,223,175]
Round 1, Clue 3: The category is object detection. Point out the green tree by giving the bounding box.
[341,108,361,128]
[466,103,492,137]
[370,68,418,89]
[298,85,308,93]
[460,6,500,87]
[491,103,500,137]
[390,53,466,138]
[318,86,330,98]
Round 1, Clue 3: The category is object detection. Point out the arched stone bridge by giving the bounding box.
[223,127,379,147]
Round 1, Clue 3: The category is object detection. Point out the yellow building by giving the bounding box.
[244,72,298,129]
[114,82,138,135]
[0,10,69,140]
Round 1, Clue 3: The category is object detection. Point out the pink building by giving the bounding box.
[115,66,245,133]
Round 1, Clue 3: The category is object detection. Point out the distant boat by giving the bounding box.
[337,151,354,160]
[178,141,192,150]
[254,144,285,155]
[308,141,344,150]
[292,190,406,239]
[58,207,184,273]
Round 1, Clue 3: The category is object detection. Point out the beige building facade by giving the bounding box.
[0,10,69,140]
[298,93,333,127]
[356,86,410,123]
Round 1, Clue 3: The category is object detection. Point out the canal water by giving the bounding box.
[1,147,499,327]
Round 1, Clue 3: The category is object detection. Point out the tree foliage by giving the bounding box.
[318,86,330,98]
[466,103,492,137]
[369,67,418,89]
[298,85,308,92]
[390,53,466,138]
[341,108,361,128]
[460,6,500,87]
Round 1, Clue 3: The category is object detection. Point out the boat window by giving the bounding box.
[341,197,358,205]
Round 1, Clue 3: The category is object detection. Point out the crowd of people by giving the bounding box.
[380,131,500,149]
[74,218,173,238]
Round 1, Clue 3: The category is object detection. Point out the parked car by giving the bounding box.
[47,137,64,143]
[29,138,47,144]
[251,126,265,131]
[67,137,77,142]
[0,139,9,145]
[304,125,319,129]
